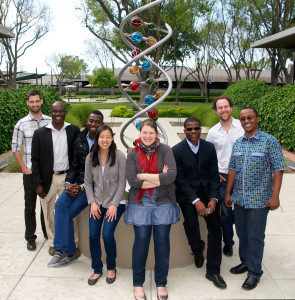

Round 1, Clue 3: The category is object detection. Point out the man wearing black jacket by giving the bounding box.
[47,110,104,267]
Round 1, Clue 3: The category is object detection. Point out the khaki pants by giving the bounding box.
[40,173,78,247]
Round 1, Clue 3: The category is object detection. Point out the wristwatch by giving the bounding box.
[80,185,84,191]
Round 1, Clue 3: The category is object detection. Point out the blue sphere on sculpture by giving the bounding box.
[135,120,143,131]
[131,32,143,43]
[145,95,154,106]
[142,61,152,71]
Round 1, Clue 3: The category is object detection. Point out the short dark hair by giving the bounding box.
[51,101,67,111]
[140,119,159,135]
[27,90,41,100]
[240,107,258,117]
[90,125,116,167]
[212,96,234,110]
[184,117,201,128]
[89,110,104,120]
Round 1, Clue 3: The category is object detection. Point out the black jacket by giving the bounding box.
[172,138,220,204]
[31,124,80,194]
[65,128,91,184]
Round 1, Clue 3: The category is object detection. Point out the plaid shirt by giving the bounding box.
[229,129,285,208]
[12,113,51,170]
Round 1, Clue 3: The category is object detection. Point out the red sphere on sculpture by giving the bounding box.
[131,16,143,28]
[148,108,158,119]
[129,81,140,91]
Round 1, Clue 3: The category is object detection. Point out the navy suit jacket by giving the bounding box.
[31,124,80,194]
[172,138,220,204]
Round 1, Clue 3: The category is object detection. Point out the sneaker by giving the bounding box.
[47,251,67,268]
[57,252,79,267]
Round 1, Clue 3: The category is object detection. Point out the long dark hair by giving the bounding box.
[90,125,117,167]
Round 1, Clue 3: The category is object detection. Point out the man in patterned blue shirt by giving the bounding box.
[225,107,284,290]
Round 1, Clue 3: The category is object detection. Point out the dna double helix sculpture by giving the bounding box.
[118,0,173,149]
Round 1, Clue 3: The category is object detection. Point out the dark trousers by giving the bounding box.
[23,174,47,242]
[220,181,234,245]
[132,224,171,287]
[234,204,269,278]
[180,201,222,274]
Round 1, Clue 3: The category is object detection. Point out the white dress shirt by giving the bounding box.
[46,121,70,172]
[206,117,244,174]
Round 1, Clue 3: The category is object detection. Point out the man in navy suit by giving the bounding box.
[172,117,226,289]
[31,101,80,256]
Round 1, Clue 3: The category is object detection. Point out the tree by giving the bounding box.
[46,54,88,94]
[0,0,51,88]
[59,55,88,79]
[86,66,117,96]
[161,0,212,105]
[231,0,295,85]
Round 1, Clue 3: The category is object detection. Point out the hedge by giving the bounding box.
[0,85,64,154]
[223,80,295,150]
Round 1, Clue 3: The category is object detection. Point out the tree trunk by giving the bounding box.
[174,83,181,106]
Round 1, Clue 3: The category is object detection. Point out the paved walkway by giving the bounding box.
[1,112,295,299]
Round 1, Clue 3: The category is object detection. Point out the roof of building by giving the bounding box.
[251,27,295,50]
[0,24,15,38]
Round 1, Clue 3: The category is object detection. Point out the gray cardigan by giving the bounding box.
[84,150,126,208]
[126,143,177,205]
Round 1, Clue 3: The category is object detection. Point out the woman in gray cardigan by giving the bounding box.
[84,125,126,286]
[124,119,180,300]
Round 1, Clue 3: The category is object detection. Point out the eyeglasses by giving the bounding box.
[240,115,256,122]
[185,127,201,131]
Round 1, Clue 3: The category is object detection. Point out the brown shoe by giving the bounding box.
[76,247,81,257]
[49,246,56,256]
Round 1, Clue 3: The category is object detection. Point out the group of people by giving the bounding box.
[12,90,284,299]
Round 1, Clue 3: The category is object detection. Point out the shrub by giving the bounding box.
[191,106,219,127]
[123,111,135,118]
[0,85,63,154]
[256,84,295,150]
[223,79,274,109]
[110,106,127,117]
[66,104,95,127]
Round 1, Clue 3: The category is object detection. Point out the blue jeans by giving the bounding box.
[132,224,171,287]
[234,204,269,278]
[54,186,88,256]
[89,204,125,274]
[220,180,234,245]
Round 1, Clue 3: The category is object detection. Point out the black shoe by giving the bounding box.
[206,273,227,289]
[27,241,36,251]
[194,240,205,268]
[230,263,248,274]
[242,276,260,290]
[106,269,116,284]
[223,244,233,256]
[88,272,103,286]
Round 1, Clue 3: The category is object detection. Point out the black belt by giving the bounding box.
[53,170,67,175]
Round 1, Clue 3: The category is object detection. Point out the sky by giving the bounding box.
[18,0,96,74]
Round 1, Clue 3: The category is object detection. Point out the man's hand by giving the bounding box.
[207,199,217,215]
[224,194,232,208]
[65,183,80,197]
[22,168,32,175]
[90,202,101,220]
[264,195,280,211]
[219,174,226,182]
[36,184,46,199]
[194,200,208,217]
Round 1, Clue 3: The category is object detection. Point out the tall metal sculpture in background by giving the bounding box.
[118,0,173,149]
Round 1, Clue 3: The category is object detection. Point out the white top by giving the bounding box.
[46,121,70,172]
[206,117,244,174]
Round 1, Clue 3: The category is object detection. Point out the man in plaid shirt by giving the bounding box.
[12,90,51,251]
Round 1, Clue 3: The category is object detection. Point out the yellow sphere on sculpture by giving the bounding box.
[146,36,157,46]
[156,90,165,99]
[129,66,139,74]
